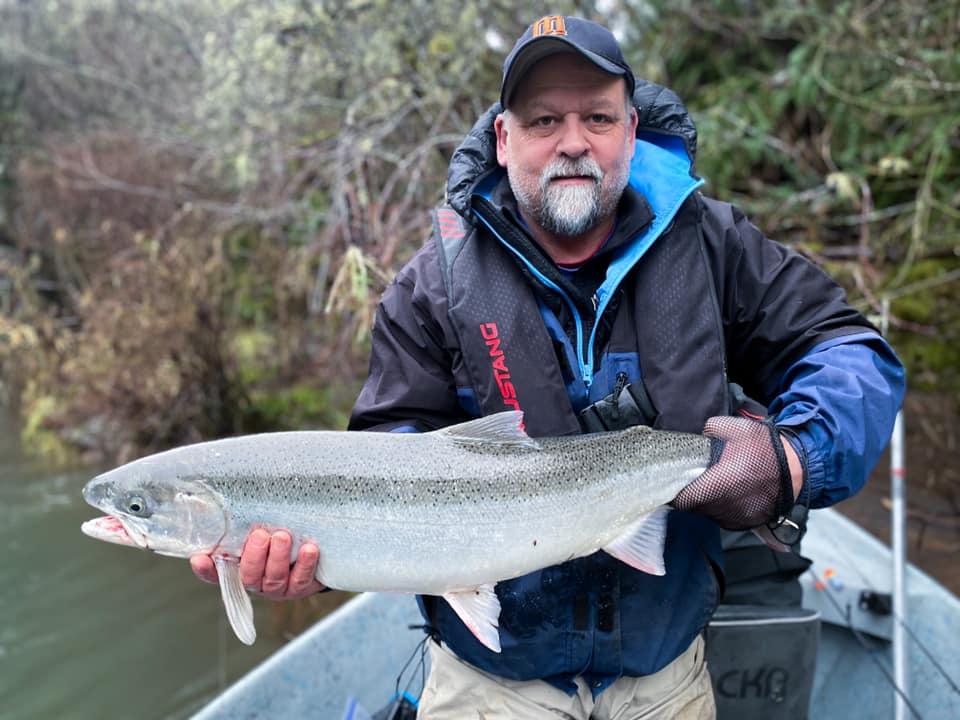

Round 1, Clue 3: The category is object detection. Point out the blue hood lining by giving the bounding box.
[597,135,703,303]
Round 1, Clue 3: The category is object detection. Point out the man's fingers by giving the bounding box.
[288,543,323,597]
[205,528,322,600]
[239,528,271,591]
[260,531,293,599]
[190,554,219,584]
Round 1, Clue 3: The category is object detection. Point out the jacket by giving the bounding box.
[349,81,905,693]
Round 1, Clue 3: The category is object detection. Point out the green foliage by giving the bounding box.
[2,0,958,459]
[623,0,960,391]
[245,382,357,433]
[0,0,588,461]
[20,389,76,466]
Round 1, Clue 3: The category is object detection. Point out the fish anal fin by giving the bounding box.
[213,554,256,645]
[442,584,502,653]
[436,412,539,450]
[603,505,671,576]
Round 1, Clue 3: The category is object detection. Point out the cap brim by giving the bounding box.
[501,37,628,108]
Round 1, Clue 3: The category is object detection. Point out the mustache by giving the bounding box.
[541,157,603,187]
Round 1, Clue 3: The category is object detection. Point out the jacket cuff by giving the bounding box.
[778,419,828,508]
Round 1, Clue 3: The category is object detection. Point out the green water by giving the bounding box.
[0,412,289,719]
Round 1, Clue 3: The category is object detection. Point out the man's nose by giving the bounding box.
[556,117,589,158]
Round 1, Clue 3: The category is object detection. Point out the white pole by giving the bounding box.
[883,297,909,720]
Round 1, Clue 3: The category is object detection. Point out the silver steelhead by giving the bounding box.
[81,411,710,651]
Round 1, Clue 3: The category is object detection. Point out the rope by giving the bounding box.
[810,569,926,719]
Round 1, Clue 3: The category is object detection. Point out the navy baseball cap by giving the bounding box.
[500,16,636,108]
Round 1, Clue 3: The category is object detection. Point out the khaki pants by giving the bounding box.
[417,635,715,720]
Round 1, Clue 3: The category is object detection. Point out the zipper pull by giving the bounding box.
[591,294,599,311]
[613,371,629,397]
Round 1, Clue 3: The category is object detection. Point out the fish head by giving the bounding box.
[81,463,226,558]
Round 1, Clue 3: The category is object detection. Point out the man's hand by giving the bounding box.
[190,529,326,600]
[672,416,803,530]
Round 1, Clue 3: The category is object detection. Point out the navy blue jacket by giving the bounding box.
[349,87,905,693]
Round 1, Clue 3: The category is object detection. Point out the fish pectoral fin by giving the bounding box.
[442,584,502,653]
[435,411,540,451]
[602,505,671,576]
[213,554,256,645]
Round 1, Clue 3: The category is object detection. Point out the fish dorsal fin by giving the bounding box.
[442,584,502,653]
[435,411,540,450]
[602,505,671,576]
[213,554,256,645]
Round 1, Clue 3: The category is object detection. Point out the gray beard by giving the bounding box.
[509,156,628,239]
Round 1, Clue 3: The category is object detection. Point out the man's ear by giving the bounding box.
[494,113,509,168]
[627,106,639,155]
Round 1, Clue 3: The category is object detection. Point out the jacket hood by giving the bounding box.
[445,78,699,219]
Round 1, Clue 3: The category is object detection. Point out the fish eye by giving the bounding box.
[126,495,151,517]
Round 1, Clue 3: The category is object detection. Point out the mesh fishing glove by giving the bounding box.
[672,416,795,530]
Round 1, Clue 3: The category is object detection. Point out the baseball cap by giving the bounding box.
[500,16,636,108]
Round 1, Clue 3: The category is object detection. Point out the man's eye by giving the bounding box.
[589,114,614,124]
[532,116,556,127]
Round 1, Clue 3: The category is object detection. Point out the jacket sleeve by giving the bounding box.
[770,334,904,507]
[348,242,469,433]
[700,196,906,508]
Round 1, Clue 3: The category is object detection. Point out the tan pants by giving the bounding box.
[417,635,715,720]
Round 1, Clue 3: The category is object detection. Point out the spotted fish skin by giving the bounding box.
[81,411,711,648]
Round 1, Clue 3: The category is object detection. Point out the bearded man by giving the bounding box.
[194,16,904,719]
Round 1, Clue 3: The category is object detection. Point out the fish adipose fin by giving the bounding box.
[602,505,671,576]
[214,554,256,645]
[442,584,502,653]
[436,411,540,450]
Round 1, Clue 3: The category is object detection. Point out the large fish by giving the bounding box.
[81,411,711,652]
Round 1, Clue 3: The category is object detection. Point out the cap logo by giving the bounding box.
[532,16,567,37]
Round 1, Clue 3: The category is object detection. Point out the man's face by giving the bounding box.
[495,53,637,239]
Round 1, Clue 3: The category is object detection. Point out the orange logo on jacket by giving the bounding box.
[532,16,566,37]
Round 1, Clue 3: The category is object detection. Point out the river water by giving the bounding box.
[0,411,289,719]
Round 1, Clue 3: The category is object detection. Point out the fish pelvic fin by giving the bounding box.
[435,411,540,451]
[603,505,671,576]
[213,554,256,645]
[442,584,502,653]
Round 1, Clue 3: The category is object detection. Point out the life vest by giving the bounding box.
[421,190,728,692]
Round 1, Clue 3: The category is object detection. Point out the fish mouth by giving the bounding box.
[81,515,147,549]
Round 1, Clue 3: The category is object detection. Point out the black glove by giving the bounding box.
[672,416,795,530]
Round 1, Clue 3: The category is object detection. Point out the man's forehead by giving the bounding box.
[511,53,627,103]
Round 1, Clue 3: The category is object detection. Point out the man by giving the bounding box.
[193,16,904,719]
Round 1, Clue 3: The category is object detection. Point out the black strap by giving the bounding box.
[578,375,660,433]
[728,381,768,419]
[579,379,773,435]
[722,544,813,586]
